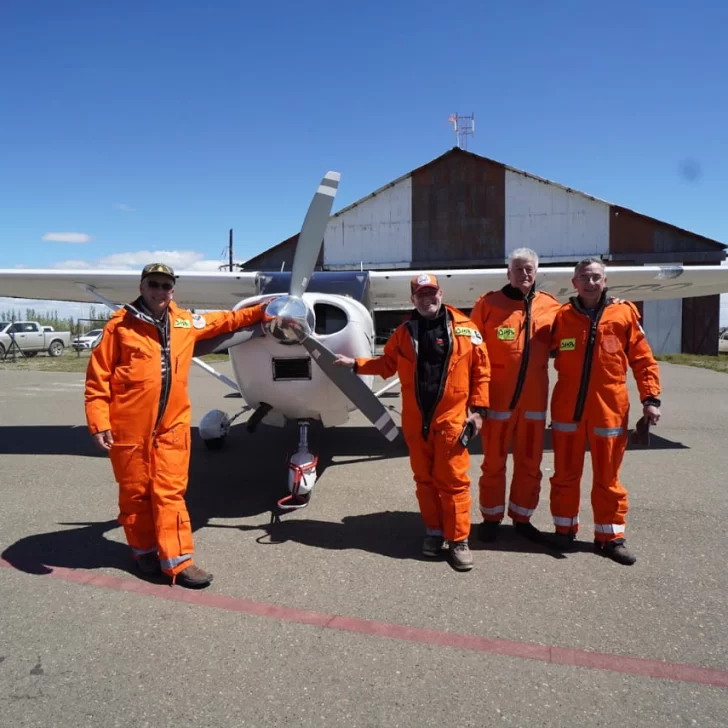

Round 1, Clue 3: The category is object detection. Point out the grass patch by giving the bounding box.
[656,353,728,373]
[0,350,231,373]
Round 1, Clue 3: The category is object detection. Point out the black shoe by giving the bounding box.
[595,540,636,565]
[477,521,500,543]
[513,521,543,543]
[174,563,214,588]
[550,531,576,552]
[135,552,161,575]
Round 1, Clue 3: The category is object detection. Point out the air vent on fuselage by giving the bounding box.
[272,357,312,381]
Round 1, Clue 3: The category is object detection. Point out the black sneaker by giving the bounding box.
[422,534,445,557]
[477,521,500,543]
[513,521,543,543]
[135,552,161,575]
[595,540,636,566]
[550,531,576,552]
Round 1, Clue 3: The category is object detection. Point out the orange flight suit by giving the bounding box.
[470,286,560,524]
[549,296,661,543]
[85,299,266,577]
[355,305,490,543]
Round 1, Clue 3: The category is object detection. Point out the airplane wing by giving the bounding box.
[3,263,727,312]
[0,268,259,309]
[368,264,728,310]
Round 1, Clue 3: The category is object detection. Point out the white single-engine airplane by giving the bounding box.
[1,172,728,510]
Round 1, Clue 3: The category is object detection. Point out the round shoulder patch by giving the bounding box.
[192,313,206,329]
[470,329,483,345]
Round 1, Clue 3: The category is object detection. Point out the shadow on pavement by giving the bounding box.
[0,423,689,461]
[185,421,408,526]
[1,520,132,576]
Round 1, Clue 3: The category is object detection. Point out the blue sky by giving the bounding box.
[1,0,726,321]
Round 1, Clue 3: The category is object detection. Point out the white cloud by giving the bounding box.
[42,232,93,244]
[113,203,135,212]
[54,249,225,272]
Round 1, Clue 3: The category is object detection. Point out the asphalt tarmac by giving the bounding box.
[1,361,727,727]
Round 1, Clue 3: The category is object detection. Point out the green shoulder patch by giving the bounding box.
[559,338,576,351]
[497,327,516,341]
[174,318,191,329]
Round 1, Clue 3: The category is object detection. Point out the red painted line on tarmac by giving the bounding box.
[2,557,727,689]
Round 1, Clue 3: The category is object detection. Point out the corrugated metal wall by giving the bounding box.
[642,299,683,354]
[411,152,505,265]
[682,293,720,355]
[609,207,723,263]
[505,171,610,261]
[323,177,412,268]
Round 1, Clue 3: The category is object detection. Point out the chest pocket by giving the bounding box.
[597,323,627,380]
[115,328,156,382]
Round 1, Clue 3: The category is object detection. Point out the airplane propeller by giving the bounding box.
[196,171,400,442]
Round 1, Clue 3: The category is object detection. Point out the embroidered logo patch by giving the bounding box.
[601,334,621,354]
[174,318,191,329]
[497,327,516,341]
[560,338,576,351]
[192,314,206,329]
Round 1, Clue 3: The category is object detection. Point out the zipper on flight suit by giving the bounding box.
[572,295,607,422]
[407,312,454,441]
[508,291,533,410]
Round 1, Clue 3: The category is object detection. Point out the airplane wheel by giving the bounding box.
[204,437,225,451]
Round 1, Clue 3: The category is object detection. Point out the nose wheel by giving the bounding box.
[276,421,318,513]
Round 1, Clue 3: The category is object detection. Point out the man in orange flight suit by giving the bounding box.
[85,263,269,587]
[549,257,661,565]
[335,274,491,571]
[469,248,560,544]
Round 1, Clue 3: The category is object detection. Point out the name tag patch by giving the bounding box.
[560,338,576,351]
[497,327,516,341]
[174,318,191,329]
[454,326,483,345]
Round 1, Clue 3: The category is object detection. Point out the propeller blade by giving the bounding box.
[300,336,399,442]
[192,325,263,357]
[289,171,340,298]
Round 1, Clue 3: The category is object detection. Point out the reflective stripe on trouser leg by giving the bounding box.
[509,408,547,522]
[479,410,515,523]
[433,429,472,542]
[550,420,587,534]
[112,443,157,555]
[589,422,629,543]
[151,428,195,576]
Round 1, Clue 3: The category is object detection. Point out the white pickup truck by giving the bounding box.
[0,321,73,358]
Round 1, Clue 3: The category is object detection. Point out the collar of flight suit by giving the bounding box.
[501,283,536,302]
[569,288,612,316]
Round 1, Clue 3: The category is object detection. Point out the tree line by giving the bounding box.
[0,306,114,334]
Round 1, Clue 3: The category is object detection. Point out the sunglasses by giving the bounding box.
[146,280,174,290]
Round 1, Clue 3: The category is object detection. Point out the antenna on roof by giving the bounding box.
[448,112,475,150]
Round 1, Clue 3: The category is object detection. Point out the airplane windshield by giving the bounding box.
[257,271,372,308]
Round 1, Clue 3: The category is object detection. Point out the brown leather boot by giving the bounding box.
[174,563,214,588]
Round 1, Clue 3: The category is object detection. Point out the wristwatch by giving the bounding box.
[642,397,661,407]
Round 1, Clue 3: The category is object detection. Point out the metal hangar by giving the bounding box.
[243,147,726,355]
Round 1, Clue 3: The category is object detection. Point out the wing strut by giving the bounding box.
[77,283,241,393]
